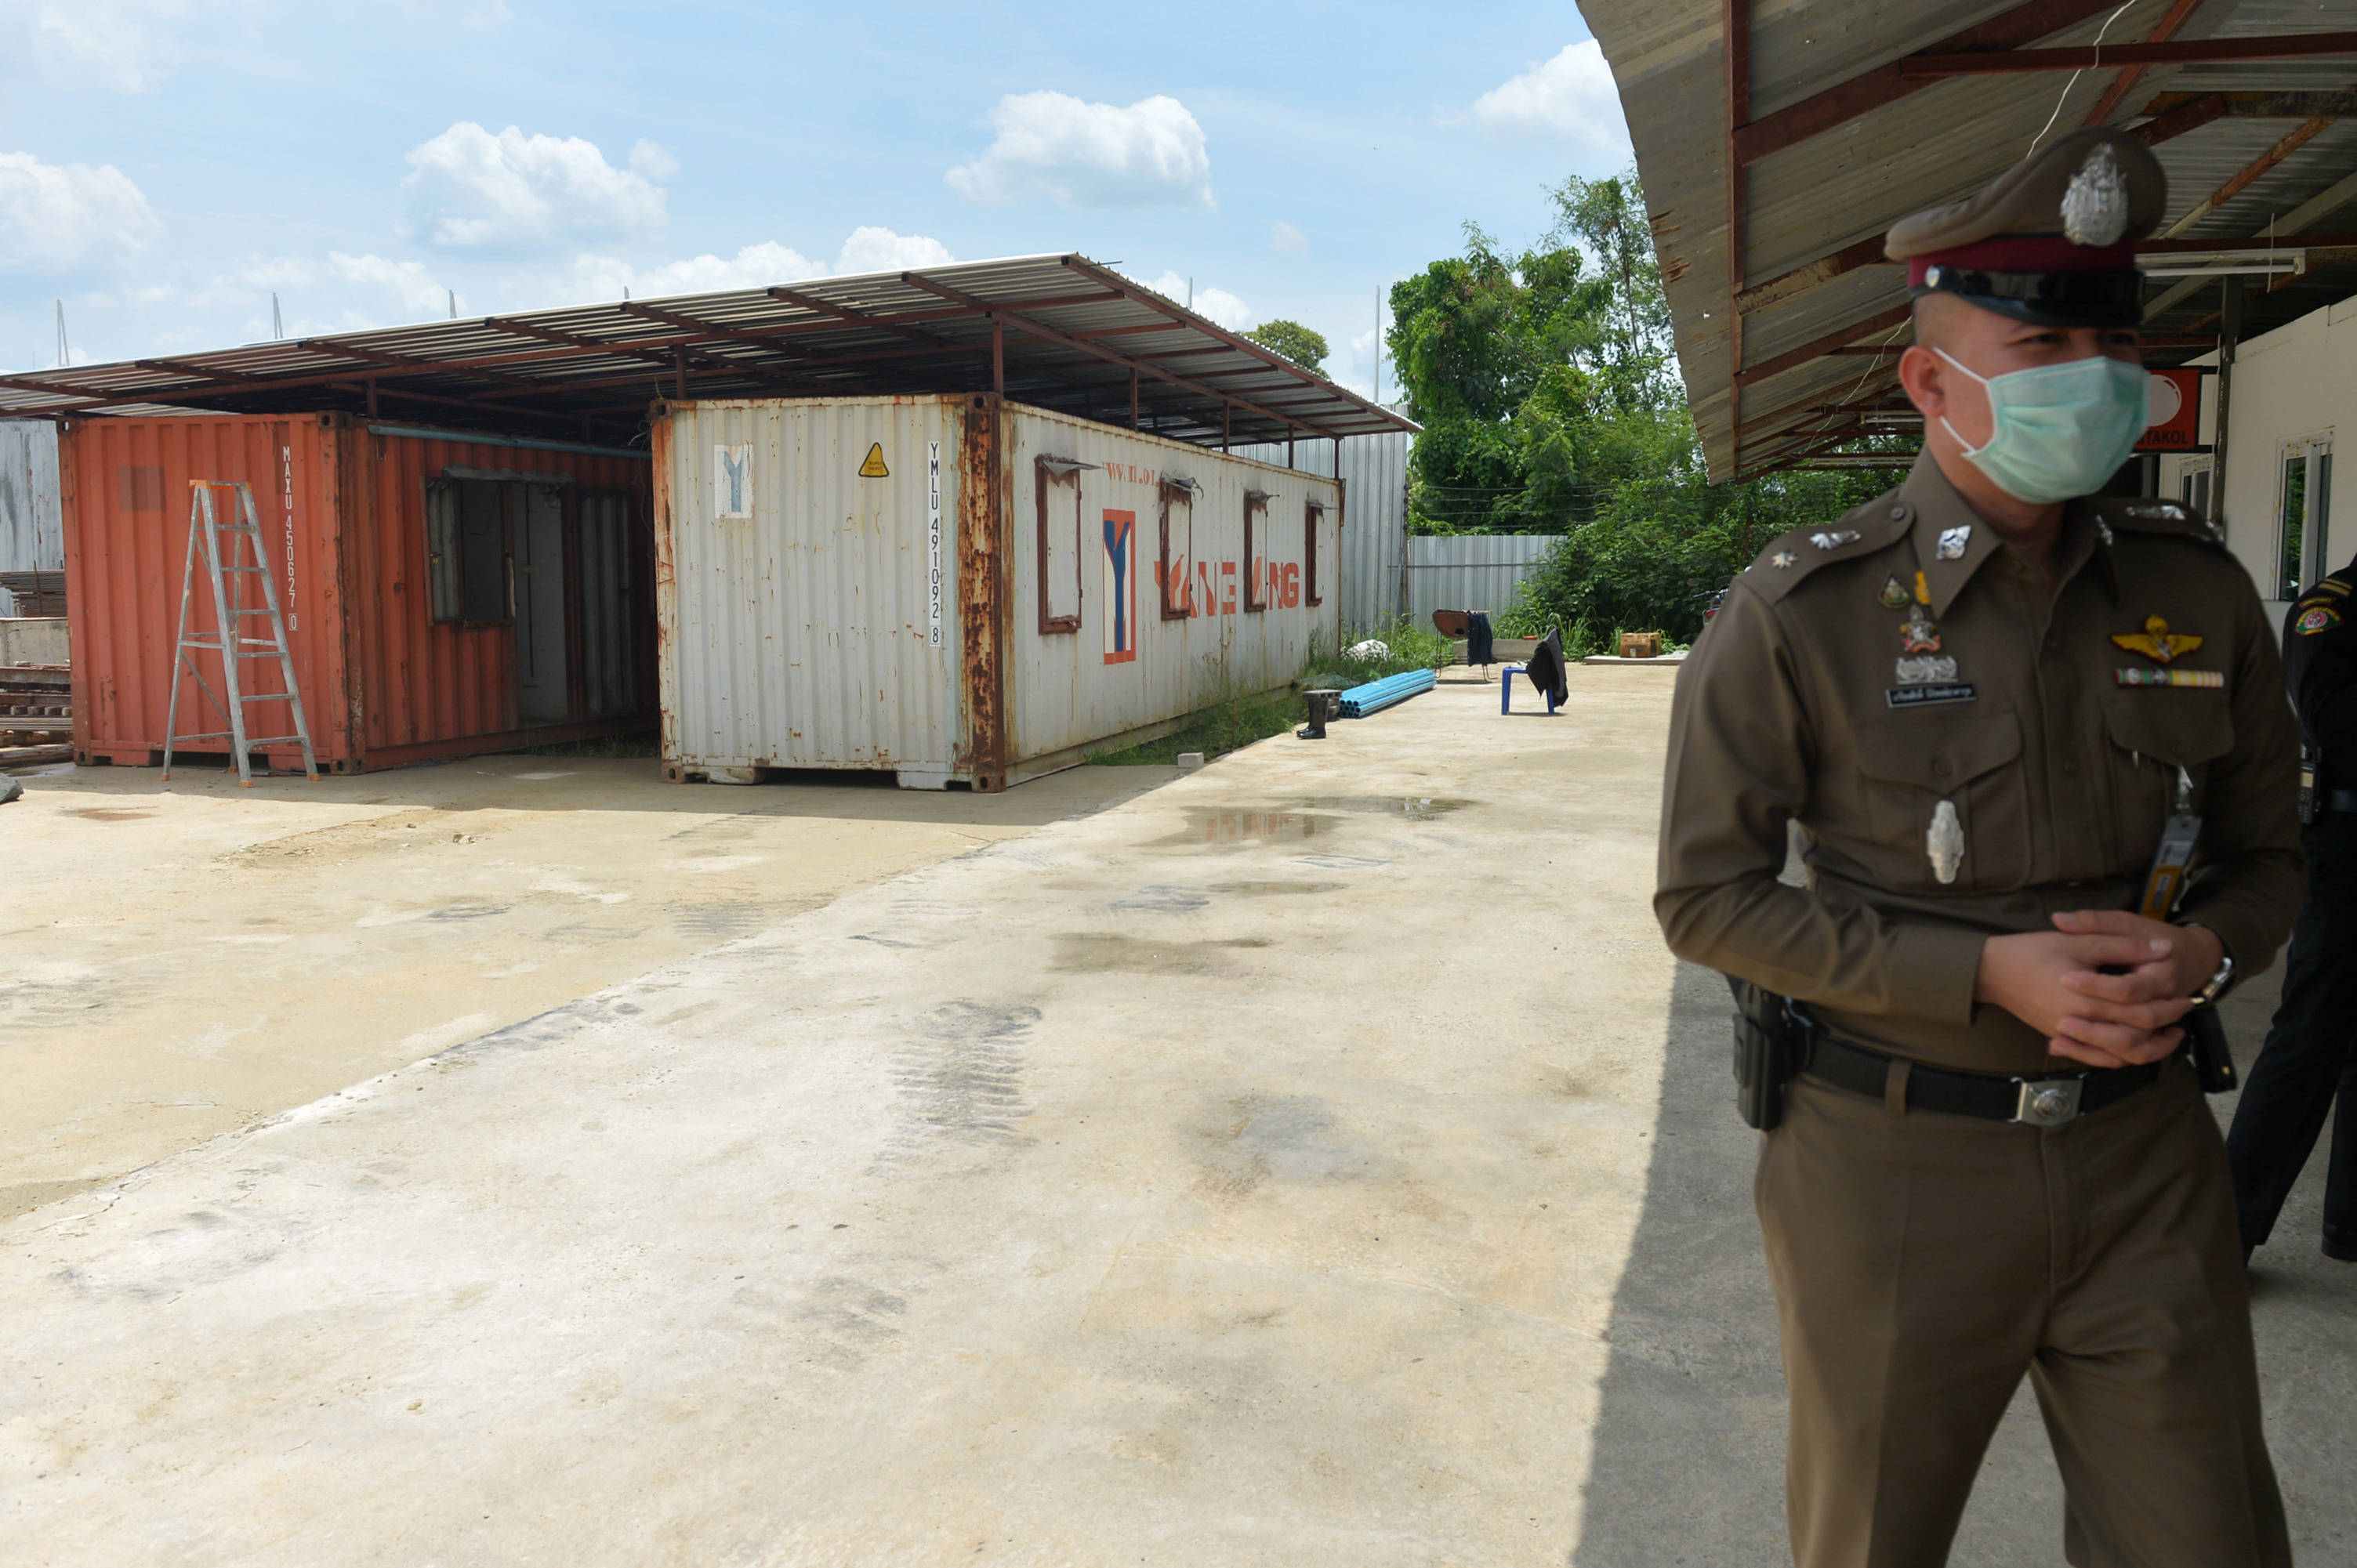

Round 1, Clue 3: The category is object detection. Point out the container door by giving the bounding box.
[515,483,570,725]
[578,493,636,717]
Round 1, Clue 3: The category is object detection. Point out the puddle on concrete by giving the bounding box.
[1293,795,1474,820]
[1152,809,1338,847]
[1050,932,1273,974]
[65,808,157,822]
[1202,879,1347,897]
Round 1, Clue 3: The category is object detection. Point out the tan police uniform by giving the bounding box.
[1655,126,2305,1566]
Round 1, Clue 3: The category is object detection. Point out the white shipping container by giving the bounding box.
[655,395,1342,790]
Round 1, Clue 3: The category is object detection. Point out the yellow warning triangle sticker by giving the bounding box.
[858,443,890,479]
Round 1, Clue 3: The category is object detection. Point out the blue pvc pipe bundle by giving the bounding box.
[1337,668,1436,717]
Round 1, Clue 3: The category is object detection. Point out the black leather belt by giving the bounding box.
[1802,1030,2170,1128]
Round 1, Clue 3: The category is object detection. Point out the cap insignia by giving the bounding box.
[2111,614,2202,664]
[1937,525,1971,560]
[1811,529,1862,550]
[2061,141,2130,248]
[1880,574,1911,610]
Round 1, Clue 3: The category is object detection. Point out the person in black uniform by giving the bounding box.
[2228,551,2357,1262]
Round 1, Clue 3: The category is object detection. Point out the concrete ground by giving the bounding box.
[0,752,1168,1222]
[2,674,2350,1565]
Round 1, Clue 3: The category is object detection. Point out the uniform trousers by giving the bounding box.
[2228,813,2357,1254]
[1756,1060,2290,1567]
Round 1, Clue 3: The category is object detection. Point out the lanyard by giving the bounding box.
[2138,765,2200,919]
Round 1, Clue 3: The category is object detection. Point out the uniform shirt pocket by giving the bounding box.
[1851,708,2029,892]
[2098,686,2236,872]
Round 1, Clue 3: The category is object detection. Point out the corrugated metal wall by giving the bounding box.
[657,398,966,775]
[0,418,64,615]
[1405,534,1563,625]
[1006,405,1341,769]
[1229,426,1410,633]
[63,415,655,770]
[63,415,354,766]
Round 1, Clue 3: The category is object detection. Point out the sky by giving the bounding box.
[0,0,1635,401]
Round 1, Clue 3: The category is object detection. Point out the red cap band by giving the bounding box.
[1909,236,2138,288]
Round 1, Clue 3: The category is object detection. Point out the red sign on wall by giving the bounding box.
[2137,368,2203,451]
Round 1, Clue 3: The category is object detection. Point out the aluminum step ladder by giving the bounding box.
[161,480,319,786]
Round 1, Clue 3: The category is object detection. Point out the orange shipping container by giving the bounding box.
[62,413,655,773]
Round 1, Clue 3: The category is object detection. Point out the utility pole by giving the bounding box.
[272,293,283,340]
[448,288,458,320]
[1372,285,1384,405]
[54,299,69,368]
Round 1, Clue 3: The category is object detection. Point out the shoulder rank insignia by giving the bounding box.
[1880,574,1910,609]
[1771,551,1797,570]
[1811,529,1862,550]
[2296,603,2343,636]
[1936,525,1971,560]
[2111,614,2201,664]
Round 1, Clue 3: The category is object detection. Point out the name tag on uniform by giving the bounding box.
[1885,682,1978,708]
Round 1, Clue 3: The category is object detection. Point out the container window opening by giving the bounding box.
[454,477,513,625]
[424,480,462,623]
[1243,491,1267,613]
[1304,501,1324,607]
[1159,479,1194,621]
[1036,456,1084,634]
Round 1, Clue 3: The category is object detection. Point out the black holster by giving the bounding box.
[1729,977,1810,1130]
[2185,1003,2238,1093]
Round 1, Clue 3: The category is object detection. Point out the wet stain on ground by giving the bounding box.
[1190,1092,1392,1200]
[1050,933,1274,974]
[1109,885,1211,912]
[1291,796,1474,820]
[65,808,158,823]
[1202,879,1346,897]
[1149,809,1340,847]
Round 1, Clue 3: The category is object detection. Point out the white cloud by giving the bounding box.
[5,1,209,92]
[1269,220,1308,256]
[0,151,160,273]
[946,91,1213,208]
[1470,41,1630,155]
[1137,270,1252,333]
[556,241,825,305]
[327,252,448,317]
[401,122,668,249]
[833,226,955,276]
[627,139,679,182]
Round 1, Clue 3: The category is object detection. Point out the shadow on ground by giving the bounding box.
[1574,958,2351,1566]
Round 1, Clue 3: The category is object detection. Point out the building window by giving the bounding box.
[1159,476,1196,620]
[2278,441,2333,599]
[1304,499,1325,607]
[1243,489,1268,612]
[425,476,517,625]
[1035,455,1093,634]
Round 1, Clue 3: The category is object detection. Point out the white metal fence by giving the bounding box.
[1405,533,1562,625]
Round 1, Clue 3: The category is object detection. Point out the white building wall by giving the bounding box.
[2159,293,2357,622]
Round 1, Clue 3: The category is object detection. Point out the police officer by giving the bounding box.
[1657,126,2304,1565]
[2228,549,2357,1263]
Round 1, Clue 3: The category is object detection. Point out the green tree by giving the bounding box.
[1245,319,1329,375]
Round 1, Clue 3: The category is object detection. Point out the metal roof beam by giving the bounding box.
[1905,32,2357,77]
[300,339,546,390]
[2158,116,2337,238]
[1053,255,1410,433]
[897,270,1343,441]
[1735,302,1913,389]
[2082,0,2205,129]
[1733,0,2124,165]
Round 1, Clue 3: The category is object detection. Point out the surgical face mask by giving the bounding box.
[1935,348,2150,504]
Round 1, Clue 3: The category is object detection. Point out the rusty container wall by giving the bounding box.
[350,425,655,768]
[1003,404,1341,778]
[655,397,966,783]
[62,413,357,768]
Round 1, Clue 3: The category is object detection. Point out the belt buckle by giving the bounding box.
[2012,1076,2086,1127]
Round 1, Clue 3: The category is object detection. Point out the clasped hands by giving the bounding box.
[1974,910,2225,1070]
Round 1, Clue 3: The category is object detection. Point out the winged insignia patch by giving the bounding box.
[2110,614,2203,664]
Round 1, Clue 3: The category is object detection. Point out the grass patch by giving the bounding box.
[1297,616,1459,690]
[1088,690,1303,766]
[515,729,662,759]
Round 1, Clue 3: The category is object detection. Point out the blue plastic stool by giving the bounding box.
[1500,664,1557,715]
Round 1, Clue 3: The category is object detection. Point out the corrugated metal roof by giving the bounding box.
[0,254,1414,451]
[1579,0,2357,479]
